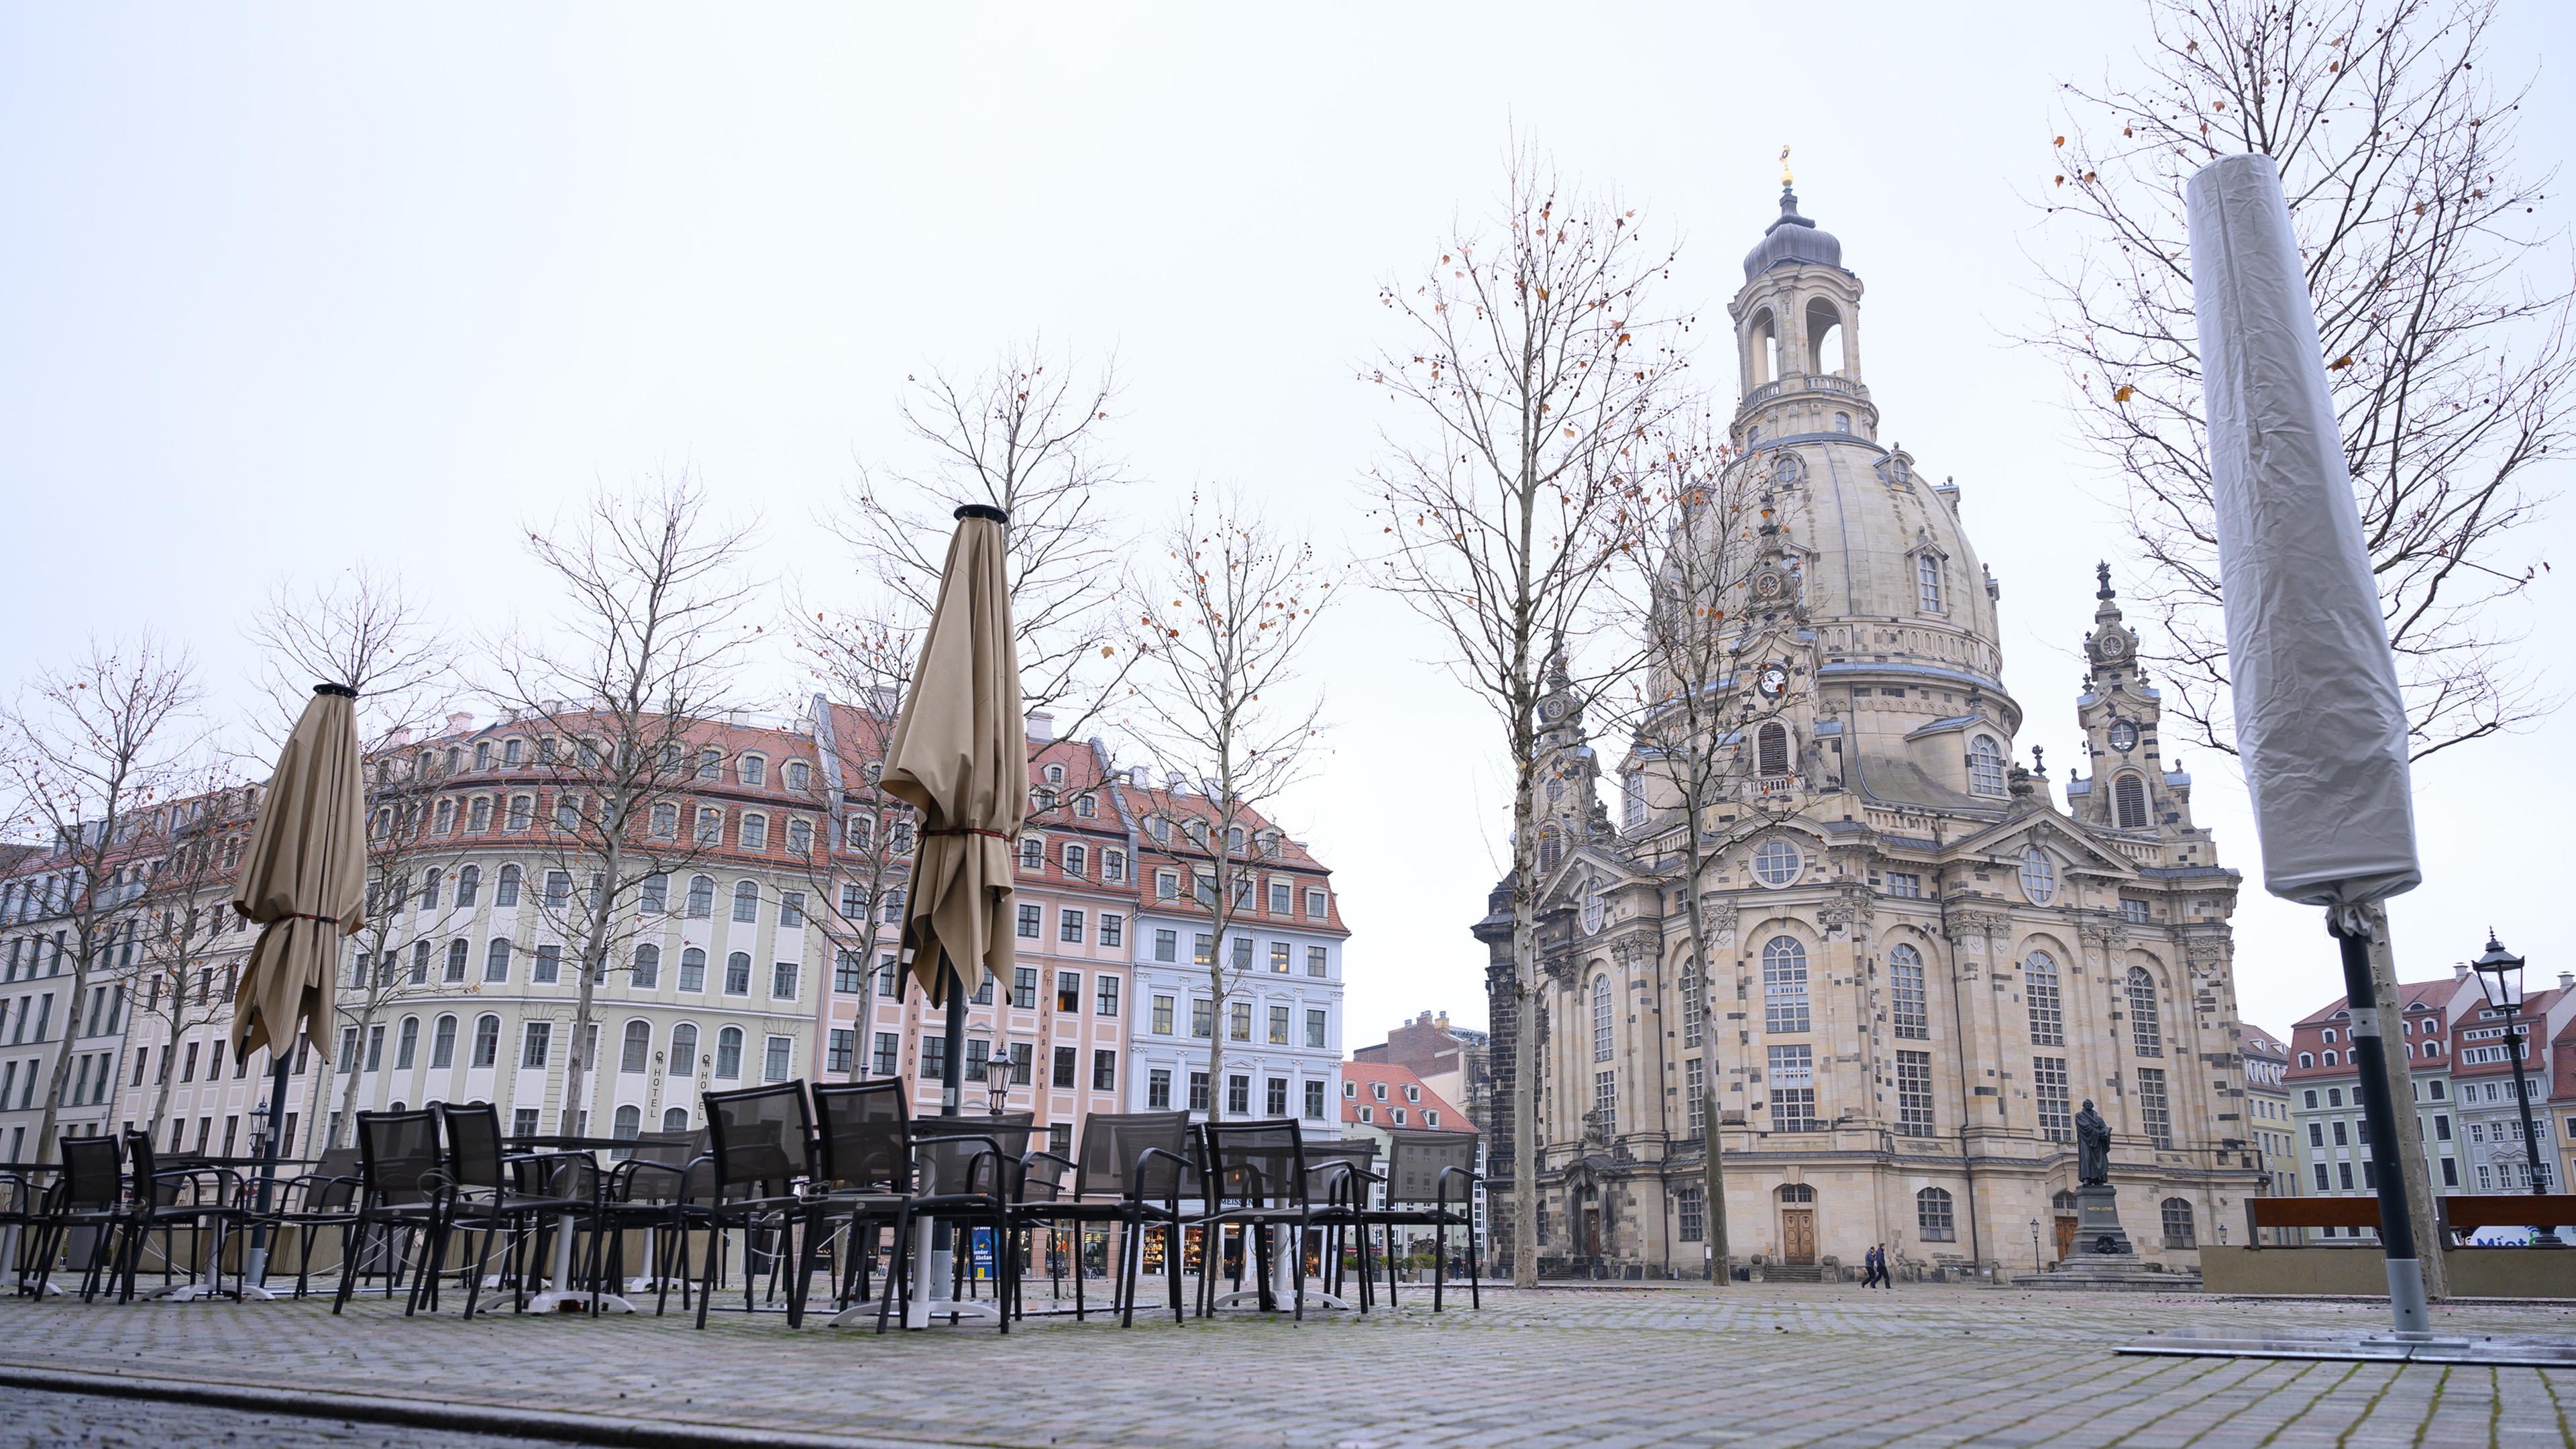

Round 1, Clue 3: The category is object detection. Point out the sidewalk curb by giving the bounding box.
[0,1365,991,1449]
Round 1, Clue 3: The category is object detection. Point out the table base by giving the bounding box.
[517,1289,635,1315]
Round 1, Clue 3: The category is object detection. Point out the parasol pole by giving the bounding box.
[241,1050,295,1289]
[941,958,967,1118]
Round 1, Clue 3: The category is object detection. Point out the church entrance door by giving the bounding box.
[1782,1210,1815,1265]
[2054,1216,2078,1263]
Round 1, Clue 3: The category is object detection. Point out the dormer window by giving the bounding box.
[1044,764,1064,786]
[1372,1082,1387,1102]
[784,760,809,792]
[1915,551,1945,614]
[1968,736,2005,796]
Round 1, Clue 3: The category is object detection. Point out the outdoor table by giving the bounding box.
[504,1134,637,1315]
[138,1153,320,1303]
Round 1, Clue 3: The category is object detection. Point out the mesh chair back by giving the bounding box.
[810,1081,908,1193]
[60,1135,123,1210]
[435,1103,508,1193]
[1200,1119,1308,1210]
[1301,1138,1378,1205]
[619,1130,698,1204]
[914,1113,1030,1196]
[121,1130,174,1207]
[1385,1130,1477,1207]
[357,1110,445,1207]
[307,1147,364,1212]
[674,1130,719,1203]
[705,1083,811,1194]
[1074,1111,1191,1199]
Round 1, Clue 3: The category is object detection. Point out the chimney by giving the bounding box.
[1026,710,1055,744]
[1166,771,1186,793]
[445,711,475,735]
[2456,959,2471,981]
[1128,765,1147,788]
[2561,972,2573,994]
[866,686,898,716]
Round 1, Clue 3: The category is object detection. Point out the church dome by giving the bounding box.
[1742,187,1843,280]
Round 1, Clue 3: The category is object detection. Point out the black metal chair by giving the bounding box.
[269,1147,362,1299]
[600,1129,706,1316]
[29,1136,126,1301]
[698,1083,818,1329]
[113,1130,254,1303]
[0,1166,38,1296]
[332,1110,447,1316]
[434,1102,595,1319]
[1013,1110,1195,1325]
[1356,1128,1482,1310]
[1299,1137,1382,1309]
[1194,1118,1350,1321]
[803,1081,917,1322]
[889,1114,1020,1334]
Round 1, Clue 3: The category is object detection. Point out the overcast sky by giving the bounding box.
[4,3,2571,1045]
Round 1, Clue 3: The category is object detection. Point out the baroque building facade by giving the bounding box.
[1477,185,2263,1280]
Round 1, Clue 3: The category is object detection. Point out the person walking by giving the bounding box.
[1874,1244,1894,1291]
[1859,1244,1882,1289]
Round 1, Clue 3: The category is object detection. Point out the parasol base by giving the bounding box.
[1210,1287,1348,1312]
[519,1289,635,1315]
[152,1282,275,1303]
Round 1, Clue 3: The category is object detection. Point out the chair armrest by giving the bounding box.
[1130,1146,1195,1201]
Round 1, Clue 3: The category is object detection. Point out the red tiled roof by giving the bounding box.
[1340,1062,1473,1134]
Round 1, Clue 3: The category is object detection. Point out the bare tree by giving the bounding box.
[2036,0,2568,762]
[247,566,455,755]
[1623,413,1778,1279]
[788,606,920,1076]
[830,339,1139,742]
[1126,491,1336,1121]
[492,473,761,1135]
[248,565,466,1148]
[1368,148,1684,1285]
[110,773,258,1146]
[0,636,202,1163]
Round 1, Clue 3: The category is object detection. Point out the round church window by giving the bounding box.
[2019,846,2057,904]
[1752,839,1803,887]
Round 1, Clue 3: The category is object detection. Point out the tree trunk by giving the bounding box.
[333,996,378,1147]
[560,834,623,1136]
[1509,764,1541,1289]
[1678,833,1725,1287]
[2365,902,2447,1300]
[32,947,96,1164]
[1702,1085,1728,1285]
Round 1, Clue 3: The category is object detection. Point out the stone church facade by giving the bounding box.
[1476,185,2263,1281]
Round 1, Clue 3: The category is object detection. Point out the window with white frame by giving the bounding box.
[1591,975,1614,1062]
[1768,1044,1815,1131]
[1968,736,2005,796]
[1762,936,1809,1033]
[1888,943,1928,1039]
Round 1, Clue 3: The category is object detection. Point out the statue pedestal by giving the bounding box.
[2073,1183,2135,1258]
[2013,1182,2202,1292]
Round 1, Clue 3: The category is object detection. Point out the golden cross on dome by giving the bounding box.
[1779,145,1793,186]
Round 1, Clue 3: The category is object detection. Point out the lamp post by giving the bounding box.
[2468,933,2560,1246]
[985,1053,1013,1118]
[2030,1218,2041,1277]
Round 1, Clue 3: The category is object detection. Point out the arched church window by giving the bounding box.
[1762,936,1809,1034]
[1682,960,1703,1049]
[1916,1187,1955,1242]
[1806,298,1844,374]
[1592,975,1614,1063]
[2019,847,2057,904]
[1621,769,1646,830]
[1538,826,1560,875]
[1968,737,2004,796]
[1749,309,1779,386]
[1756,722,1790,777]
[2127,967,2163,1057]
[2026,950,2064,1046]
[2114,773,2149,829]
[1833,412,1851,433]
[1888,944,1927,1039]
[1917,552,1945,614]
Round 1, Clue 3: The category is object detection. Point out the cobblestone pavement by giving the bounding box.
[3,1283,2575,1448]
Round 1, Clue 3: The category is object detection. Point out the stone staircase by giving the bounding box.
[1759,1263,1828,1284]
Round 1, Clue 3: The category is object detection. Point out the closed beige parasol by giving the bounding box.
[231,683,366,1065]
[881,504,1026,1009]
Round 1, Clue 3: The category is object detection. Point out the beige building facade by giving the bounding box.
[1478,184,2263,1281]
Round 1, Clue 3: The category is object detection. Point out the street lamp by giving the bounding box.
[2469,932,2561,1246]
[248,1099,273,1158]
[2030,1218,2041,1276]
[984,1045,1014,1118]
